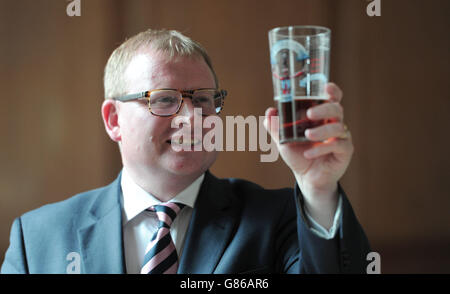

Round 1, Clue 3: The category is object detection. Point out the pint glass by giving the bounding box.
[268,25,331,143]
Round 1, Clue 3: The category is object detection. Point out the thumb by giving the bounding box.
[264,107,280,145]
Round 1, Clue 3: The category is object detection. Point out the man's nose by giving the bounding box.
[178,98,201,120]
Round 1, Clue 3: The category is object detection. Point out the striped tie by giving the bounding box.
[140,202,185,274]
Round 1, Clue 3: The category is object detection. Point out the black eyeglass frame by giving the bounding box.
[112,88,227,117]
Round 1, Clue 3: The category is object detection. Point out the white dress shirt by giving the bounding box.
[120,168,342,274]
[121,168,203,274]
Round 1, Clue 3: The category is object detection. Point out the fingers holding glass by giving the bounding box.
[325,83,343,103]
[305,122,349,142]
[303,137,352,159]
[307,102,344,122]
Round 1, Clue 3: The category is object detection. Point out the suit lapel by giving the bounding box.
[77,174,126,274]
[178,171,240,274]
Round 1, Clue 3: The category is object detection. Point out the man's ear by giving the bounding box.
[101,100,121,142]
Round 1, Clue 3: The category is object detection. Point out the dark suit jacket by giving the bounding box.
[1,171,370,274]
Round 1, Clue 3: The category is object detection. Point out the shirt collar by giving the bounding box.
[120,167,205,224]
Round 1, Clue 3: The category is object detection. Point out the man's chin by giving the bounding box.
[165,163,207,178]
[163,152,217,177]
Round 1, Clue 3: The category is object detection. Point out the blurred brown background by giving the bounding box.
[0,0,449,273]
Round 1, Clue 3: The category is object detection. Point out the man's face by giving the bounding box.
[116,50,218,179]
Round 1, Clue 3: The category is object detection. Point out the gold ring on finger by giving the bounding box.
[338,123,349,139]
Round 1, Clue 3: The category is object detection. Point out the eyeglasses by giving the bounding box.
[112,88,227,117]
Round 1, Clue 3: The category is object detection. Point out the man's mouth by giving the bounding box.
[167,137,202,147]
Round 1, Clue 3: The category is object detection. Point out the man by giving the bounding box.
[1,29,370,274]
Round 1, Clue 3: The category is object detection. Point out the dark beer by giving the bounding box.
[278,98,326,143]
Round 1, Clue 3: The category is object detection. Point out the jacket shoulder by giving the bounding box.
[20,178,118,228]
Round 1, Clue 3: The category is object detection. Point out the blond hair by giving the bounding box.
[103,29,218,99]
